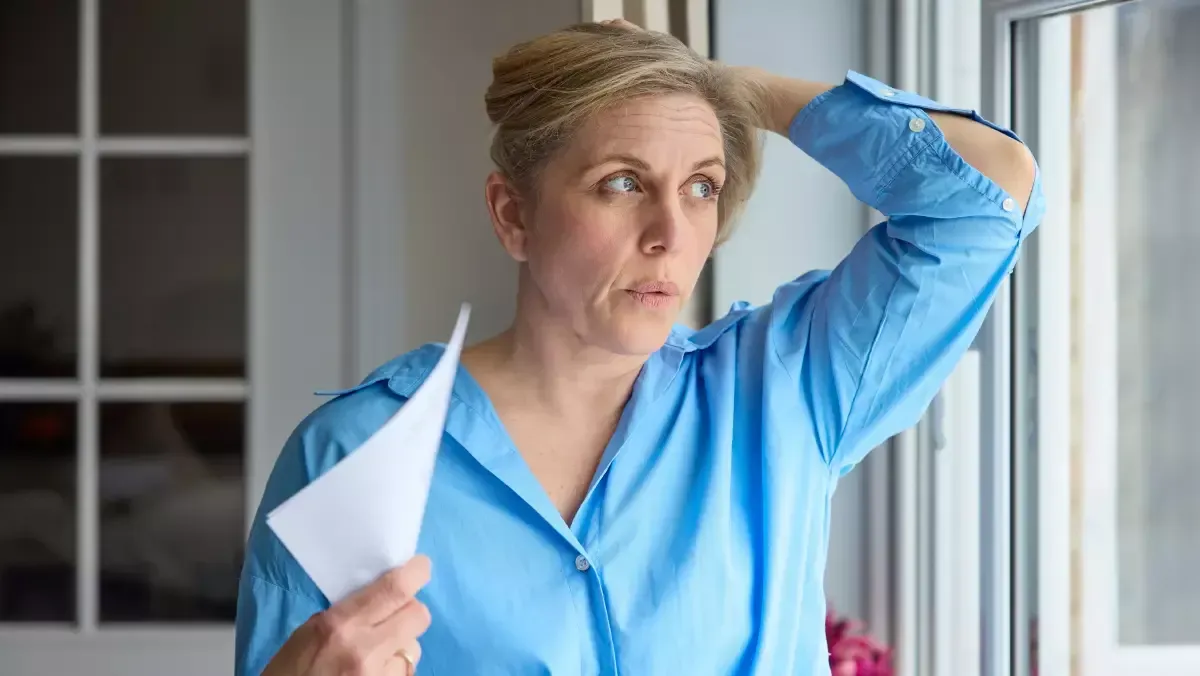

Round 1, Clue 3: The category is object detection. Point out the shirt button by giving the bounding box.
[908,117,926,133]
[575,555,591,572]
[881,88,896,97]
[1002,197,1016,212]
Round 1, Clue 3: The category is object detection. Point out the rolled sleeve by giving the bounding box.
[789,71,1041,233]
[767,71,1044,472]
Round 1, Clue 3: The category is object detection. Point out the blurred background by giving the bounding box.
[0,0,1195,674]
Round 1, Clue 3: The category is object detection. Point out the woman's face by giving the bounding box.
[487,93,725,356]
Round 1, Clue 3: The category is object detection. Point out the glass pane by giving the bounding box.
[100,0,246,135]
[99,401,243,623]
[0,157,78,378]
[1114,0,1200,645]
[1021,0,1200,649]
[99,158,246,378]
[0,0,78,134]
[0,402,77,623]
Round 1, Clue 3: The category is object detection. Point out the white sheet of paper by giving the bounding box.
[266,303,471,603]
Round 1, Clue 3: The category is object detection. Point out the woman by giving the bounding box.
[237,19,1041,676]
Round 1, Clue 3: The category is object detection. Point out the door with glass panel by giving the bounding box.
[1000,0,1200,674]
[0,1,345,674]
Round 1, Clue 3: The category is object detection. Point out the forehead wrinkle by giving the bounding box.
[566,97,725,174]
[604,109,721,137]
[593,124,724,168]
[602,125,719,142]
[599,115,722,144]
[599,94,719,127]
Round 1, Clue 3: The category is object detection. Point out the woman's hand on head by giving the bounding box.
[263,556,433,676]
[593,18,818,136]
[723,65,835,137]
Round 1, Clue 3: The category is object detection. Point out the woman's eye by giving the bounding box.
[690,179,714,199]
[605,175,638,193]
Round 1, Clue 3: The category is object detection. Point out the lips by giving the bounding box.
[624,280,680,309]
[625,290,676,308]
[628,280,680,296]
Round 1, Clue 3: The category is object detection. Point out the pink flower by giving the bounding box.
[827,609,893,676]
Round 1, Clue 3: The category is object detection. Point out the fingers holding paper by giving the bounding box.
[263,556,433,676]
[334,555,431,625]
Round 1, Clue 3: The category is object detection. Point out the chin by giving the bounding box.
[603,309,678,356]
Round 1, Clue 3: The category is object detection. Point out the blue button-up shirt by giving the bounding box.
[236,71,1044,675]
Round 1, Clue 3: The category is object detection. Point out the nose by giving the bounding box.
[639,196,687,256]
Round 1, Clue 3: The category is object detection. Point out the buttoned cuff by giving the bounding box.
[788,70,1036,230]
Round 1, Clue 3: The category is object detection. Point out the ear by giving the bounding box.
[484,171,529,262]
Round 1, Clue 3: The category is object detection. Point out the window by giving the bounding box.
[1010,0,1200,672]
[0,0,248,628]
[0,1,345,672]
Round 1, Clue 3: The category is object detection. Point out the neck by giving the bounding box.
[463,292,646,420]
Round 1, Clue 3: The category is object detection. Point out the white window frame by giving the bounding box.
[997,0,1200,674]
[0,1,348,673]
[932,353,983,676]
[887,3,994,675]
[1029,14,1073,676]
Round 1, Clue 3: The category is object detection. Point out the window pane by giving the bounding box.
[99,0,246,135]
[1114,0,1200,645]
[99,158,246,378]
[99,401,243,623]
[0,157,78,378]
[0,402,77,623]
[0,0,78,134]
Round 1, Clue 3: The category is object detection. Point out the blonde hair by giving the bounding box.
[484,22,766,245]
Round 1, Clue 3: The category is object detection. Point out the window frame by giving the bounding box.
[991,0,1200,674]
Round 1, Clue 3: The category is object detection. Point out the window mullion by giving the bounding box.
[77,0,99,635]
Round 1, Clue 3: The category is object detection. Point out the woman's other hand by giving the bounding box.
[263,556,433,676]
[596,15,807,134]
[722,65,835,137]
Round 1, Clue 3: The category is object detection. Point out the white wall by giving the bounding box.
[712,0,872,622]
[350,0,580,377]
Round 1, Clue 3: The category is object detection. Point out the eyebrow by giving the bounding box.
[585,153,726,174]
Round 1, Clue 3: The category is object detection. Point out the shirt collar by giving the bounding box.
[316,313,753,409]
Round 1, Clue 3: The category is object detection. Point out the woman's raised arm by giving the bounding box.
[735,67,1043,473]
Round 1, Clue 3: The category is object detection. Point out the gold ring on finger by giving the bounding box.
[397,647,416,675]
